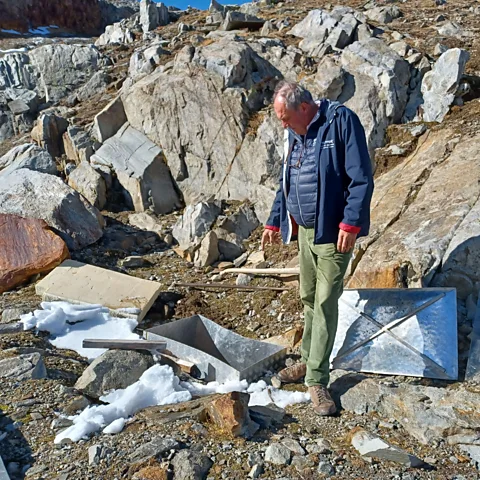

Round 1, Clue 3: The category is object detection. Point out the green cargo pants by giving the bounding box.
[298,226,352,387]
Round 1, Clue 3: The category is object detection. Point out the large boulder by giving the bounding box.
[348,130,480,290]
[93,96,127,143]
[421,48,470,123]
[75,349,155,399]
[0,353,47,380]
[0,143,57,177]
[0,169,104,250]
[121,42,281,221]
[63,126,94,163]
[91,123,182,214]
[0,214,69,294]
[29,44,106,103]
[339,38,410,154]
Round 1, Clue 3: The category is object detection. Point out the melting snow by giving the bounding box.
[21,302,140,360]
[0,48,28,54]
[0,29,21,35]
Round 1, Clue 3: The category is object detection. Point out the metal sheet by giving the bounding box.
[0,456,10,480]
[465,297,480,381]
[144,315,286,383]
[331,288,458,380]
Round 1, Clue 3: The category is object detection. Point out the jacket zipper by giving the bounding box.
[296,139,307,227]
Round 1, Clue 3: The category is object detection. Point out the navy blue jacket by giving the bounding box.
[266,99,374,245]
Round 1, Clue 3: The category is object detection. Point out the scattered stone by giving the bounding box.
[96,21,135,46]
[173,202,221,247]
[194,231,219,268]
[171,449,213,480]
[317,455,335,475]
[421,48,470,122]
[130,437,180,463]
[1,307,31,324]
[248,464,263,479]
[233,252,248,268]
[281,438,306,456]
[120,256,152,268]
[265,443,292,465]
[409,124,427,137]
[0,143,57,177]
[365,6,402,24]
[203,392,259,438]
[0,213,69,294]
[35,260,161,321]
[0,353,47,380]
[68,161,107,210]
[88,445,103,466]
[91,123,182,214]
[434,43,448,56]
[0,169,103,250]
[351,428,424,467]
[236,273,252,286]
[459,445,480,470]
[265,326,303,350]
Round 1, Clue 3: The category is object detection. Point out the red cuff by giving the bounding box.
[265,225,280,232]
[339,222,361,234]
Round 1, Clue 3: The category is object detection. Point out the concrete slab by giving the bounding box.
[35,260,161,321]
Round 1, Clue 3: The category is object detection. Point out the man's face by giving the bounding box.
[274,97,310,135]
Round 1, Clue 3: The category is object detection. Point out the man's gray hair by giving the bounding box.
[273,81,314,110]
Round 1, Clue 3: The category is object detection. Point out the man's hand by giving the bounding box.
[261,229,281,251]
[337,230,357,253]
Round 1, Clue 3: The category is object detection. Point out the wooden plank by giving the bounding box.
[174,282,290,292]
[161,353,197,375]
[82,339,166,351]
[219,267,300,277]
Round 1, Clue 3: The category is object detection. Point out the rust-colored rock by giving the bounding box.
[0,214,69,294]
[202,392,259,438]
[0,0,102,35]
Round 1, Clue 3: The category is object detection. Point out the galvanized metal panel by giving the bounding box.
[331,288,458,380]
[465,297,480,382]
[144,315,286,383]
[0,455,10,480]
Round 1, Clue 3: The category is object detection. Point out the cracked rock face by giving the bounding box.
[347,129,480,291]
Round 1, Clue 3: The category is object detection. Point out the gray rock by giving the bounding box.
[93,96,127,143]
[302,56,345,101]
[351,428,423,467]
[291,455,315,471]
[317,455,335,475]
[88,445,103,466]
[0,143,56,177]
[129,212,163,234]
[0,169,103,250]
[7,89,39,115]
[459,445,480,470]
[222,11,264,31]
[421,48,469,123]
[91,123,182,214]
[173,202,221,247]
[209,0,225,13]
[73,71,110,104]
[140,0,159,32]
[171,449,213,480]
[75,349,154,399]
[281,438,306,456]
[236,273,252,286]
[409,124,427,137]
[68,161,107,209]
[194,231,219,267]
[434,43,448,56]
[249,404,285,428]
[95,21,135,46]
[131,436,180,463]
[63,126,94,164]
[365,6,402,24]
[29,44,105,103]
[264,443,291,465]
[31,112,69,158]
[216,229,246,261]
[120,255,151,268]
[248,463,263,478]
[217,204,259,240]
[129,44,167,80]
[325,13,358,49]
[437,21,467,38]
[340,38,410,155]
[1,307,31,324]
[0,353,47,380]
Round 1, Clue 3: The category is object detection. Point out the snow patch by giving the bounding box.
[103,418,126,434]
[1,29,21,35]
[28,26,58,35]
[20,302,139,360]
[0,48,28,54]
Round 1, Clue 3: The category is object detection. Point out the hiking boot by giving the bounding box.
[308,385,337,416]
[276,363,306,384]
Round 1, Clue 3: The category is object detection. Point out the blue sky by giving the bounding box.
[155,0,250,11]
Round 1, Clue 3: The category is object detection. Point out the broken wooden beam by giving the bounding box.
[174,282,290,292]
[82,339,166,351]
[219,267,300,277]
[161,352,199,376]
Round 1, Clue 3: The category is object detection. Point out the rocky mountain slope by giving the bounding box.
[2,0,480,479]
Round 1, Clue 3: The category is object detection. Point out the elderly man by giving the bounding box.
[262,81,374,416]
